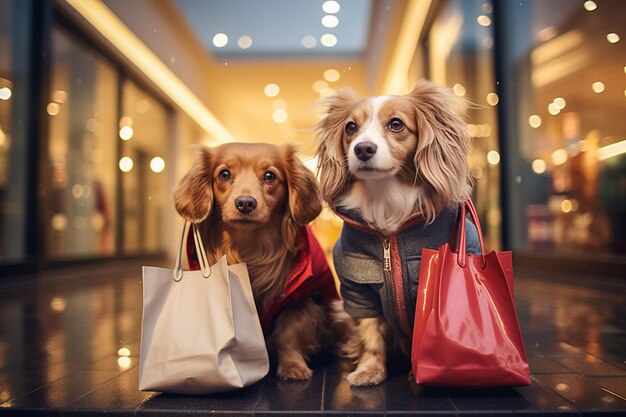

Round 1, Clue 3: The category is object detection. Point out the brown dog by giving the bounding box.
[173,142,341,380]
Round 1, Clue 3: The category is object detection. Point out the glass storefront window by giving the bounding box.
[0,0,15,260]
[428,0,501,250]
[504,0,626,255]
[1,0,31,263]
[47,27,118,258]
[120,80,168,254]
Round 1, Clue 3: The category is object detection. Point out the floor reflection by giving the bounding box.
[0,264,624,413]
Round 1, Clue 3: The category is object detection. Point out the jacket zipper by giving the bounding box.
[383,239,391,271]
[381,236,410,337]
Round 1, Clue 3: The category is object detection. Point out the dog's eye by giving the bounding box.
[345,121,358,135]
[263,171,277,184]
[218,169,231,182]
[388,118,405,132]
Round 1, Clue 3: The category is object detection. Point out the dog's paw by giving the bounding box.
[277,363,313,381]
[347,365,387,386]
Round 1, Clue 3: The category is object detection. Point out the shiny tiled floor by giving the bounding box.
[0,260,625,416]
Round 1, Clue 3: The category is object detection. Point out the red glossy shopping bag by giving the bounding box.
[411,200,530,387]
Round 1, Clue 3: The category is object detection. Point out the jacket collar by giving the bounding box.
[186,226,312,283]
[333,207,424,237]
[285,228,312,285]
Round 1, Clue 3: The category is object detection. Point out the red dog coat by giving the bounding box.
[186,227,340,334]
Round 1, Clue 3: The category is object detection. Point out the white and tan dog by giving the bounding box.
[315,80,477,386]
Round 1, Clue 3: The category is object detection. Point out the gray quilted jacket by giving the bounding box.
[333,205,480,339]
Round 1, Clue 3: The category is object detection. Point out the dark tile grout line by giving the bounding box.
[446,395,459,415]
[61,365,141,408]
[250,383,265,416]
[0,366,88,408]
[529,375,583,413]
[319,367,327,412]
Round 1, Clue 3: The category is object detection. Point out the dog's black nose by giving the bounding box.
[235,195,257,214]
[354,141,378,161]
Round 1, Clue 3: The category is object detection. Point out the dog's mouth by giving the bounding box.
[352,164,396,178]
[357,166,394,173]
[231,217,262,224]
[223,216,267,228]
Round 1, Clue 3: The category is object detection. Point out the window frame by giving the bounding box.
[1,2,174,275]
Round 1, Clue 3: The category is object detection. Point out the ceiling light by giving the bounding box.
[150,156,165,173]
[264,83,280,97]
[453,83,466,96]
[486,92,499,106]
[212,33,228,48]
[322,1,340,14]
[320,34,337,47]
[272,109,288,123]
[528,115,542,128]
[607,33,620,44]
[477,15,491,27]
[487,150,500,166]
[323,69,340,82]
[531,159,547,174]
[119,125,134,140]
[0,87,11,101]
[47,102,60,116]
[313,80,328,93]
[553,97,566,109]
[238,36,252,49]
[322,15,339,28]
[548,103,560,115]
[583,1,597,11]
[551,149,568,165]
[302,35,317,49]
[119,156,134,173]
[119,116,133,127]
[592,81,605,93]
[52,90,68,103]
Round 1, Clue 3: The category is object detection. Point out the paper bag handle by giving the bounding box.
[173,221,212,281]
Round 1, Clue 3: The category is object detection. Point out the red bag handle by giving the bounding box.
[453,200,486,268]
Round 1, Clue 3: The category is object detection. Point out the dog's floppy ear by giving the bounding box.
[409,79,472,222]
[314,88,359,206]
[173,146,214,223]
[282,145,322,225]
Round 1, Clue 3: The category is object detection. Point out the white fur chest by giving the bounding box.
[338,178,421,234]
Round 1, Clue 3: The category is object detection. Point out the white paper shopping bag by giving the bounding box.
[139,222,269,394]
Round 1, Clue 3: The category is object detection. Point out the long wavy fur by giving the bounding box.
[173,144,321,311]
[315,80,472,223]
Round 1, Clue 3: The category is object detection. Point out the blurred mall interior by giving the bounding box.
[0,0,625,273]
